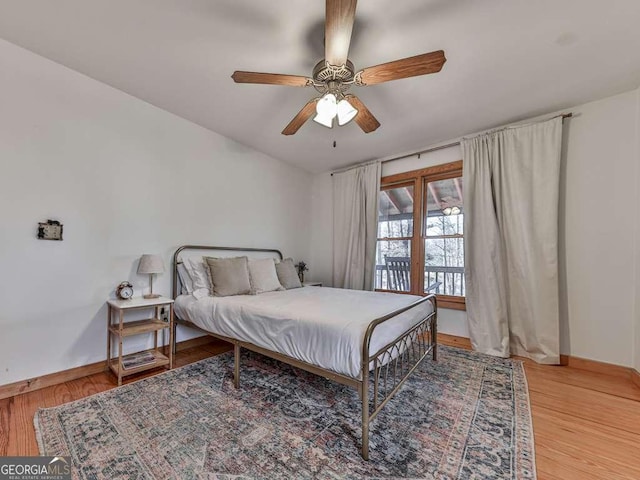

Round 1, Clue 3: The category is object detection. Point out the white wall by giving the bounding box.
[311,88,640,367]
[561,90,637,366]
[0,39,313,386]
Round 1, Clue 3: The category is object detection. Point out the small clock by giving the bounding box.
[116,281,134,300]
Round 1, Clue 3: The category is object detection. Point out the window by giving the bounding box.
[375,161,465,310]
[376,183,414,292]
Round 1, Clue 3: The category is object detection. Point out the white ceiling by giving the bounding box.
[1,1,640,173]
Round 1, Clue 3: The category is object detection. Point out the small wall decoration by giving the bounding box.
[37,219,63,241]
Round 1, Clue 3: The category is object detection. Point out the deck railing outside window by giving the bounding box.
[375,264,465,296]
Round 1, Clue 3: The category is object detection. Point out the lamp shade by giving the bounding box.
[316,93,337,116]
[137,254,165,274]
[442,206,462,216]
[337,98,358,126]
[313,112,335,128]
[313,93,337,128]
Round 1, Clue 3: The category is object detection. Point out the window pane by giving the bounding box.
[424,238,465,296]
[425,213,464,237]
[425,177,463,236]
[375,240,411,292]
[378,185,414,238]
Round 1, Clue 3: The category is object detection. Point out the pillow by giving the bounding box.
[205,256,251,297]
[184,257,212,298]
[275,258,302,289]
[248,258,283,294]
[177,263,194,294]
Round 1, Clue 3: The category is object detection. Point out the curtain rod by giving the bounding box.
[331,112,573,175]
[380,112,573,165]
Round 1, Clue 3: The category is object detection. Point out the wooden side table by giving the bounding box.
[107,296,174,385]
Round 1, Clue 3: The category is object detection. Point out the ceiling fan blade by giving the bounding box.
[232,71,312,87]
[325,0,357,66]
[282,99,318,135]
[345,95,380,133]
[357,50,446,86]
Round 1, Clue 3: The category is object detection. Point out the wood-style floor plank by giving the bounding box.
[202,342,233,356]
[172,348,219,368]
[532,408,640,479]
[64,375,104,400]
[1,337,639,480]
[0,397,10,456]
[8,388,48,455]
[535,452,632,480]
[524,361,640,401]
[526,377,640,436]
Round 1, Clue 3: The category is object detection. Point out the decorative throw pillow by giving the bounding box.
[248,258,284,294]
[177,263,194,295]
[205,256,252,297]
[184,257,212,298]
[275,258,302,289]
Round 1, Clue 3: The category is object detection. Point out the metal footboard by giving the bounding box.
[361,294,437,460]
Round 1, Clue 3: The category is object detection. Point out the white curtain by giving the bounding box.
[332,162,381,290]
[462,117,563,364]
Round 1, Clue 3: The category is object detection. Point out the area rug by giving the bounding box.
[35,346,536,479]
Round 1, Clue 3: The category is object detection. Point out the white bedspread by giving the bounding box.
[174,286,433,379]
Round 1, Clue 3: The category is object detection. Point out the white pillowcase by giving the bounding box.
[184,257,212,299]
[275,258,303,289]
[177,263,194,294]
[248,258,284,294]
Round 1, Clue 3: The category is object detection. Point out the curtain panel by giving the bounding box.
[332,162,381,290]
[462,117,563,364]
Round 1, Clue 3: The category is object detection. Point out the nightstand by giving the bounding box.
[107,296,174,386]
[302,281,323,287]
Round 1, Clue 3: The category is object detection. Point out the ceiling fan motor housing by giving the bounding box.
[312,59,355,95]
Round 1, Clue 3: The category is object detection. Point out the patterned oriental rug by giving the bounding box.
[35,346,536,479]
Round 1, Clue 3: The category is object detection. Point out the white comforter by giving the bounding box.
[174,286,433,379]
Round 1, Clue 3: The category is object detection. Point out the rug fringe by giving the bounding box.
[33,409,46,455]
[517,361,538,480]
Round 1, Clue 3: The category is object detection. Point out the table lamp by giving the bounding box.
[137,254,164,299]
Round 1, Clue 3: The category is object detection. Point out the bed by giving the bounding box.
[171,245,437,460]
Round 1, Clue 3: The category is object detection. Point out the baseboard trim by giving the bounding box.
[438,335,639,385]
[0,361,107,401]
[559,354,632,379]
[0,335,218,401]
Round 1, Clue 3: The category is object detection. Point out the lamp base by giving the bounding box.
[143,293,161,299]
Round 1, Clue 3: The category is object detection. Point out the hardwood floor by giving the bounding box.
[1,337,639,479]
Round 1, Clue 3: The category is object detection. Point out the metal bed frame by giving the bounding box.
[171,245,437,460]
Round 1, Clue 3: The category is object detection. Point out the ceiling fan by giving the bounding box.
[231,0,447,135]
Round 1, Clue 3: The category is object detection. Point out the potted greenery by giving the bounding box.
[295,261,309,283]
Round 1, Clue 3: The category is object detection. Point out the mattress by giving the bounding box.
[174,286,434,379]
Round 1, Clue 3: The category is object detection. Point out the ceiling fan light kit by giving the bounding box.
[313,92,359,128]
[232,0,446,136]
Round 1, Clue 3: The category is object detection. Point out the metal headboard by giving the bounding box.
[172,245,284,299]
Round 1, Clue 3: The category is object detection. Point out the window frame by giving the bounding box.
[377,160,466,310]
[375,181,415,293]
